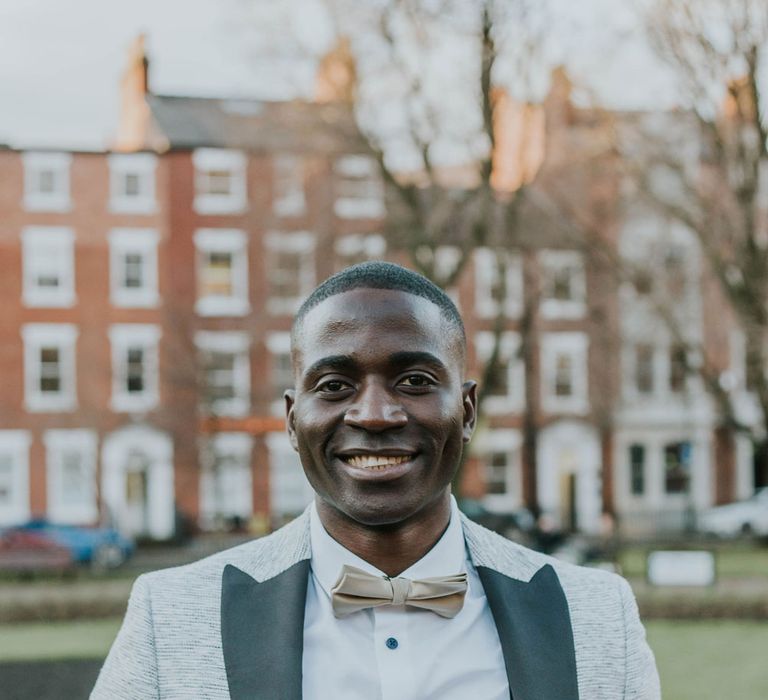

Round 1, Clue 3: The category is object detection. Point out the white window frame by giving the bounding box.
[266,332,293,416]
[22,324,78,412]
[414,245,463,308]
[334,233,386,268]
[109,324,161,413]
[264,231,316,315]
[109,228,159,308]
[194,228,250,317]
[475,332,525,414]
[108,153,157,214]
[273,154,306,217]
[266,432,315,520]
[474,248,523,319]
[333,155,385,219]
[193,148,247,214]
[199,432,254,528]
[472,429,523,511]
[21,226,76,308]
[22,151,71,212]
[195,331,251,417]
[538,249,587,319]
[621,334,696,402]
[0,431,31,526]
[541,332,589,415]
[44,429,98,524]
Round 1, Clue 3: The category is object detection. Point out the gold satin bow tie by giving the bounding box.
[330,564,468,619]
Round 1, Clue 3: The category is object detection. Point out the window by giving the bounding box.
[664,441,692,494]
[474,248,523,319]
[334,155,385,219]
[541,333,589,414]
[21,227,75,307]
[334,233,386,270]
[0,432,31,526]
[195,332,250,417]
[273,155,305,217]
[195,229,249,316]
[629,444,645,496]
[669,344,688,393]
[193,149,246,214]
[634,344,655,394]
[23,152,71,212]
[414,245,462,307]
[109,324,160,412]
[44,430,97,524]
[475,332,525,414]
[109,228,159,307]
[199,433,253,529]
[539,250,586,319]
[22,324,78,412]
[472,430,522,509]
[108,153,157,213]
[264,232,315,315]
[265,333,293,415]
[267,432,315,521]
[486,452,510,495]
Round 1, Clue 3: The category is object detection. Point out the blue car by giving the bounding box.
[11,520,134,570]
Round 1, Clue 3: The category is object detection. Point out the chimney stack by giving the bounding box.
[114,34,152,152]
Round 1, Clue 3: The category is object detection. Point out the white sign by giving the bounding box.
[647,550,716,587]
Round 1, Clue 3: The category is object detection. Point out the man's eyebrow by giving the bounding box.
[302,352,447,378]
[388,351,447,372]
[303,355,356,378]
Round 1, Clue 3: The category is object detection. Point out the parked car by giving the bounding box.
[0,528,74,572]
[698,488,768,538]
[3,520,135,570]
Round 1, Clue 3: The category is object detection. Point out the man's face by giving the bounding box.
[286,288,477,528]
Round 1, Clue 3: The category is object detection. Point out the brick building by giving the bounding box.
[0,38,756,540]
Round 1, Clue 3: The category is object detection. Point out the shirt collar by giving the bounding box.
[309,496,467,598]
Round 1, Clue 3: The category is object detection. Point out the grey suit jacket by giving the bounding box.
[92,510,660,699]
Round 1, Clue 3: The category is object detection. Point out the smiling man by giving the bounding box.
[93,262,660,700]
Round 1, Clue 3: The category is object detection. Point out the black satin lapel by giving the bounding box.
[221,560,310,700]
[478,564,579,700]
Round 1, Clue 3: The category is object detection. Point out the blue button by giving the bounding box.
[385,637,399,650]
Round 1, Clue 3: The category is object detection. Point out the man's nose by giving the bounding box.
[343,381,407,431]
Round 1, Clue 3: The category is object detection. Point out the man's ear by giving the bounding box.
[461,381,477,443]
[284,389,298,451]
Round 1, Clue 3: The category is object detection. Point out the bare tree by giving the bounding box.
[623,0,768,489]
[320,0,556,512]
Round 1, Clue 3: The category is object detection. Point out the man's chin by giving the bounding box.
[320,491,451,531]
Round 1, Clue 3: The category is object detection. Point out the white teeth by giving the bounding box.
[345,455,410,470]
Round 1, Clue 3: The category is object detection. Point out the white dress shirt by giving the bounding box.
[302,497,510,700]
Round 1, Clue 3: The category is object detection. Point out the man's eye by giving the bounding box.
[400,374,434,388]
[317,379,349,393]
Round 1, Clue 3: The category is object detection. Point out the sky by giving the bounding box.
[0,0,677,151]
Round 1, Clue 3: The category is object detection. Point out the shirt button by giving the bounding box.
[385,637,399,650]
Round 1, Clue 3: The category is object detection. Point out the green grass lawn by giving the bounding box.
[647,620,768,700]
[1,618,766,699]
[0,618,122,662]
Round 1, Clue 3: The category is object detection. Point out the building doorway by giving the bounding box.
[102,426,174,540]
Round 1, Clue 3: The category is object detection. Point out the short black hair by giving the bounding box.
[292,261,465,351]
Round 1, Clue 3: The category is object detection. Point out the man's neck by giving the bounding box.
[315,493,453,577]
